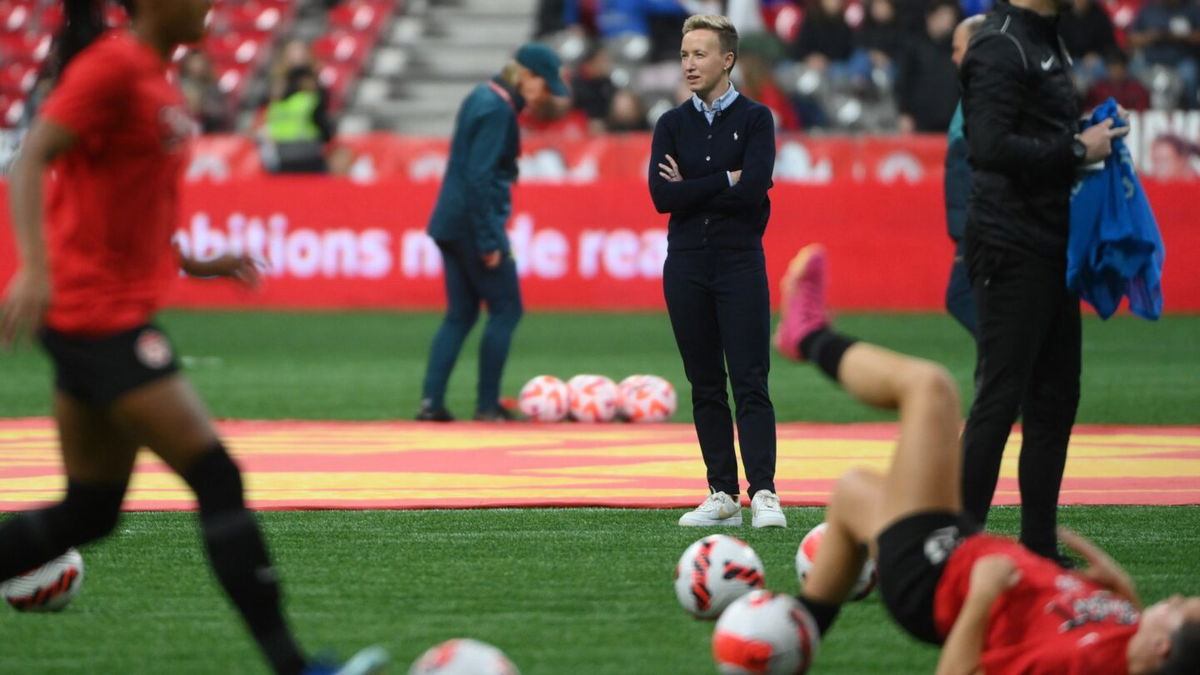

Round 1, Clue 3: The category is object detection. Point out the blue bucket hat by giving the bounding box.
[515,43,568,97]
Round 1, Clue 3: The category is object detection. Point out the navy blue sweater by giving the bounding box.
[648,95,776,251]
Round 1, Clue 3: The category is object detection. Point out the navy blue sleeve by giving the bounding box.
[703,106,776,214]
[464,106,511,253]
[648,111,731,214]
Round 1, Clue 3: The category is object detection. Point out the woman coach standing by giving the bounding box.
[649,15,785,528]
[416,44,566,422]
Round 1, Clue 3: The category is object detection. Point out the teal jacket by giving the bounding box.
[427,77,524,254]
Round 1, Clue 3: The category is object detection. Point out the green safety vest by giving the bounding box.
[266,91,321,142]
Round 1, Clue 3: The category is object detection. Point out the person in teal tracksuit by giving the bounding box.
[416,43,567,422]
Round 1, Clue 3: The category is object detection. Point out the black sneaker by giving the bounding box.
[415,400,455,422]
[473,407,521,422]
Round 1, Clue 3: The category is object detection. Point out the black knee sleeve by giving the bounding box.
[0,480,125,581]
[182,442,246,520]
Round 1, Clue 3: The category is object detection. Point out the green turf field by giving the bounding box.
[2,311,1198,422]
[1,311,1198,673]
[0,507,1197,674]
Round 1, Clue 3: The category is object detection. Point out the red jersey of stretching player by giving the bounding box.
[935,535,1140,674]
[38,30,196,336]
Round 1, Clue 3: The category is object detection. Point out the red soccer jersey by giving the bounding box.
[39,30,196,335]
[934,535,1139,675]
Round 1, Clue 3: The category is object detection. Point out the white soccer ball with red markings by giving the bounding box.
[712,590,820,675]
[517,375,570,422]
[795,522,876,601]
[566,374,619,423]
[408,638,520,675]
[674,534,766,620]
[617,374,677,423]
[1,548,84,612]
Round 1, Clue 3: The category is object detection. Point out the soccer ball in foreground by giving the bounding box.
[712,590,820,675]
[408,638,520,675]
[795,522,876,601]
[517,375,570,422]
[675,534,766,620]
[617,374,677,422]
[1,548,85,612]
[566,374,619,423]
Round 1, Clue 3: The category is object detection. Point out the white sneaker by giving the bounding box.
[750,490,787,528]
[678,491,743,526]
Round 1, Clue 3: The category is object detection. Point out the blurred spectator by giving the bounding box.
[1084,49,1151,111]
[179,51,233,134]
[1148,134,1200,180]
[535,0,568,37]
[895,0,961,132]
[738,51,801,129]
[560,0,600,36]
[858,0,904,63]
[262,66,335,173]
[571,42,617,132]
[605,88,650,131]
[851,0,904,84]
[894,0,934,34]
[269,39,319,103]
[1128,0,1200,109]
[1059,0,1118,80]
[790,0,855,72]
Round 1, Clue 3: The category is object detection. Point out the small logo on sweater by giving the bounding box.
[1041,56,1055,71]
[733,131,739,141]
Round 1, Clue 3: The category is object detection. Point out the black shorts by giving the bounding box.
[876,510,980,645]
[38,323,181,406]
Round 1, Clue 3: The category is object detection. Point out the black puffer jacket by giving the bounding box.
[961,1,1083,262]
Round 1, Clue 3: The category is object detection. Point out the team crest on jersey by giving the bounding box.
[159,105,199,153]
[135,329,173,370]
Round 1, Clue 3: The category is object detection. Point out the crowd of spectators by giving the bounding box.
[533,0,1200,133]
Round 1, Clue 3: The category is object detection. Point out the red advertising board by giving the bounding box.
[1,177,1196,312]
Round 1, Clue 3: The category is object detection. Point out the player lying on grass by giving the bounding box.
[774,244,1200,674]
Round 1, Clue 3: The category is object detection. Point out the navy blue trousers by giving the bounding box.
[421,238,523,413]
[663,247,777,498]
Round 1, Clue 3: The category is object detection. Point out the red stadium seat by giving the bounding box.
[318,61,358,112]
[0,61,37,96]
[312,31,368,66]
[205,32,266,66]
[215,62,253,103]
[328,1,392,35]
[38,3,63,32]
[0,1,34,34]
[219,2,290,34]
[0,32,51,65]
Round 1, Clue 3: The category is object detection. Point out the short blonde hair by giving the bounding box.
[682,14,739,69]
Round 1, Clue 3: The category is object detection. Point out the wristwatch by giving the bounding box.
[1071,134,1088,163]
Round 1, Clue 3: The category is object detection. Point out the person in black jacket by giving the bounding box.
[649,14,785,529]
[959,0,1127,562]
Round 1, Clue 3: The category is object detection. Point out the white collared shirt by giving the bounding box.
[692,81,739,125]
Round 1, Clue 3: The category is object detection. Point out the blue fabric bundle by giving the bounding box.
[1068,98,1165,320]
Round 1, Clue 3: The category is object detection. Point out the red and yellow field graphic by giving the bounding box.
[0,419,1197,510]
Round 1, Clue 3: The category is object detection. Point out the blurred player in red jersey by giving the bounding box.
[0,2,384,674]
[773,244,1200,674]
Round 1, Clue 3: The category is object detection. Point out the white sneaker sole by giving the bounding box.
[678,512,744,527]
[751,513,788,528]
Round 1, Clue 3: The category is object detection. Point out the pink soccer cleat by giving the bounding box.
[774,244,830,361]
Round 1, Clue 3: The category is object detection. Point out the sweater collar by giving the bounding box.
[692,81,739,116]
[489,76,526,113]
